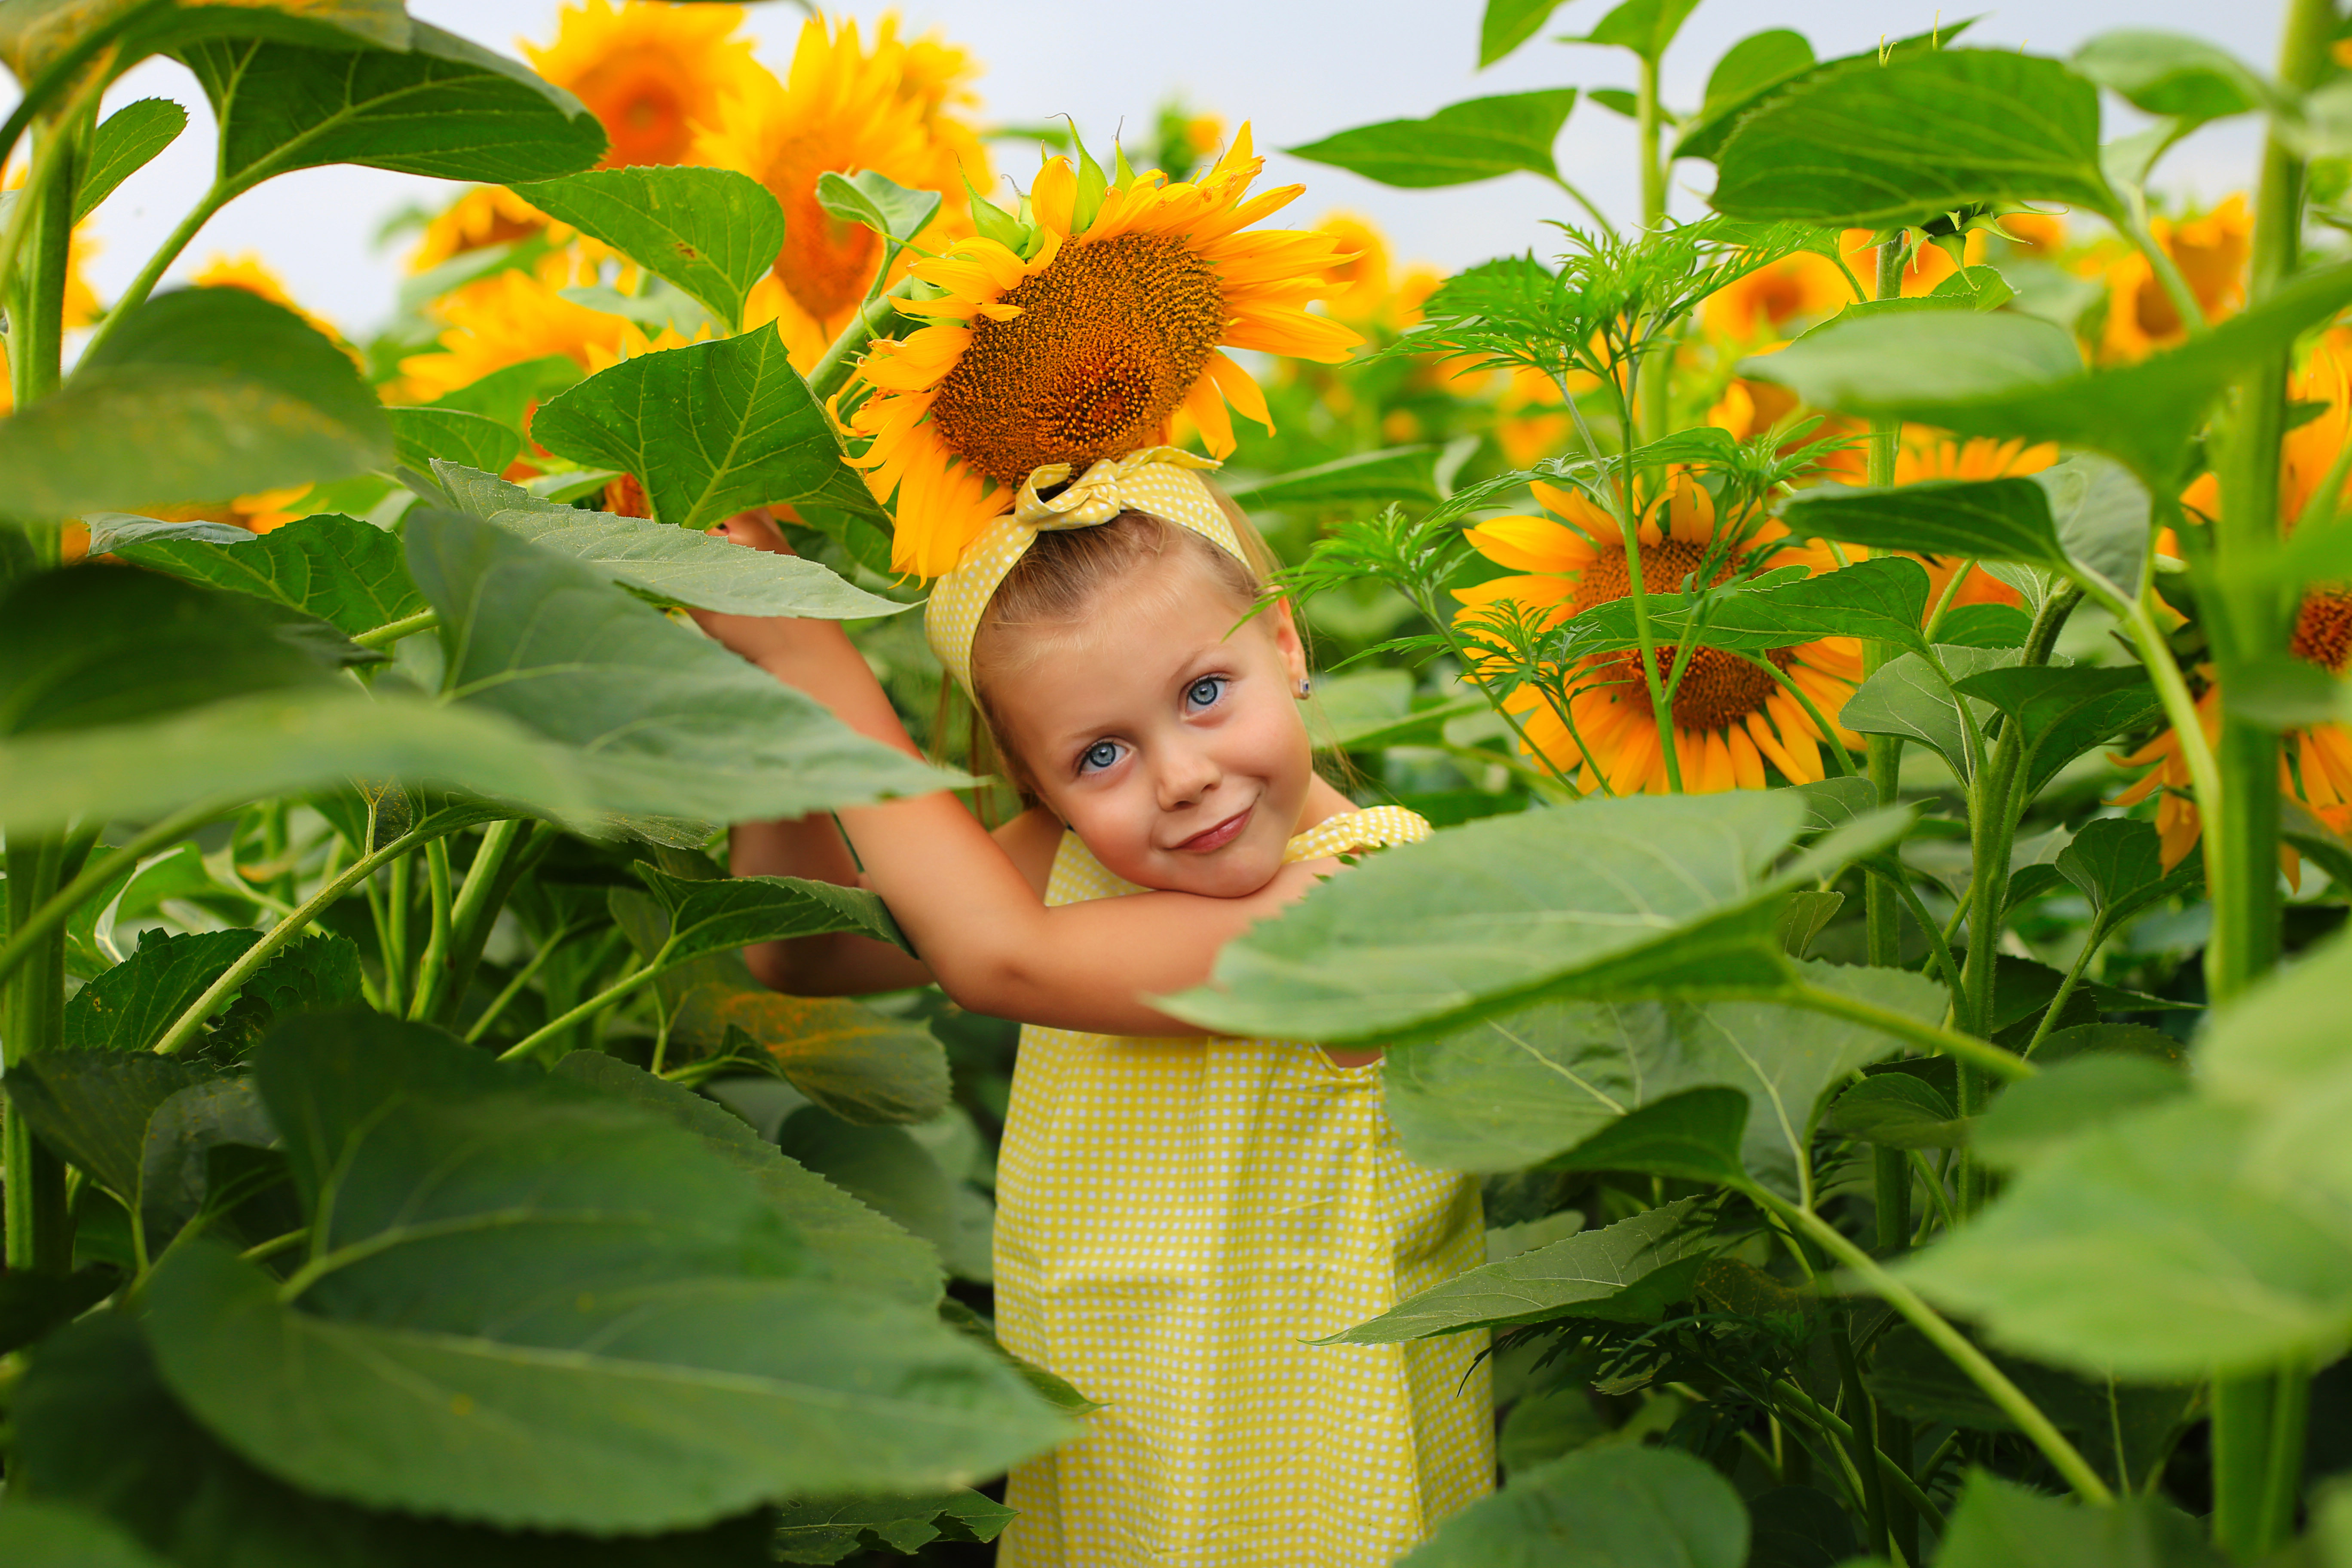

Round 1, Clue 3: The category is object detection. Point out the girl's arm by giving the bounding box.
[693,519,1334,1036]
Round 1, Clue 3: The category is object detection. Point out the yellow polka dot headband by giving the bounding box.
[923,447,1247,696]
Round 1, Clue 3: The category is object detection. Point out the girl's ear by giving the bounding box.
[1264,595,1309,688]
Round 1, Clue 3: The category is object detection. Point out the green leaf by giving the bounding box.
[76,98,188,222]
[511,167,786,334]
[1570,0,1703,64]
[0,1265,119,1357]
[423,352,582,429]
[1749,262,2352,491]
[2054,816,2188,929]
[529,325,881,531]
[177,22,605,190]
[1224,445,1444,508]
[1331,1197,1712,1343]
[1937,602,2034,649]
[774,1490,1014,1565]
[101,510,426,637]
[632,864,909,964]
[1586,556,1935,660]
[775,1109,961,1266]
[0,286,391,523]
[673,986,952,1125]
[550,1053,940,1306]
[0,1500,168,1568]
[2037,1022,2187,1068]
[15,1314,781,1568]
[389,405,523,477]
[1839,645,2015,782]
[137,1075,277,1248]
[1712,50,2115,229]
[1286,91,1580,189]
[1954,665,2165,796]
[1675,22,1969,162]
[2073,31,2269,126]
[1397,1443,1747,1567]
[1779,478,2070,572]
[1933,1470,2222,1568]
[207,931,366,1056]
[405,508,950,821]
[61,930,260,1054]
[1975,1055,2187,1167]
[814,168,943,247]
[6,1052,213,1203]
[1162,792,1897,1043]
[1825,1072,1967,1149]
[1383,960,1940,1195]
[432,461,907,619]
[1479,0,1577,67]
[1901,1096,2352,1377]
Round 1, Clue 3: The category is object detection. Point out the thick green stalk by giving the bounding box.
[2206,2,2334,1551]
[406,840,454,1020]
[380,851,414,1017]
[807,275,920,403]
[1832,1315,1892,1559]
[496,947,669,1063]
[4,836,80,1273]
[1612,359,1684,792]
[351,609,440,648]
[1862,239,1908,977]
[8,116,84,408]
[420,819,546,1028]
[1782,981,2035,1081]
[1768,1379,1948,1531]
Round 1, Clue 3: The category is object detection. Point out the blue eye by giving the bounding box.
[1079,740,1122,774]
[1185,676,1227,712]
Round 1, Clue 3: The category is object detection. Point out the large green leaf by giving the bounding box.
[76,98,188,222]
[0,1500,168,1568]
[1160,792,1907,1043]
[1332,1198,1712,1343]
[634,864,909,964]
[529,326,881,531]
[671,984,953,1126]
[134,1013,1061,1530]
[404,508,949,821]
[1286,91,1580,188]
[0,287,390,523]
[1674,23,1970,162]
[4,1052,212,1203]
[2073,31,2269,126]
[1952,665,2165,796]
[2199,927,2352,1222]
[774,1490,1014,1565]
[177,22,604,190]
[1899,1096,2352,1377]
[1478,0,1576,67]
[1933,1470,2222,1568]
[1568,0,1702,64]
[14,1314,778,1568]
[99,510,425,637]
[1839,646,2014,783]
[1779,480,2070,573]
[1712,50,2116,227]
[432,462,905,619]
[1824,1072,1967,1149]
[549,1053,940,1305]
[1397,1444,1747,1567]
[1747,262,2352,490]
[511,167,786,334]
[0,0,411,83]
[1224,445,1444,509]
[61,929,260,1054]
[1555,557,1934,662]
[137,1076,278,1247]
[1972,1055,2187,1168]
[1382,960,1938,1196]
[389,405,523,477]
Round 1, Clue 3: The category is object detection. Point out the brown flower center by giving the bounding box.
[574,60,697,168]
[928,234,1226,488]
[1571,537,1790,731]
[760,138,886,324]
[2292,587,2352,675]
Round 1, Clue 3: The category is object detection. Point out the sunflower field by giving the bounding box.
[6,0,2352,1563]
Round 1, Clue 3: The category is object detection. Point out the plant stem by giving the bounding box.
[1863,237,1909,986]
[0,798,233,992]
[3,833,86,1273]
[381,851,413,1018]
[1612,361,1684,792]
[1783,980,2035,1081]
[807,276,919,404]
[351,608,440,648]
[422,819,548,1029]
[149,824,454,1057]
[2257,1364,2312,1551]
[1544,172,1618,238]
[75,180,233,364]
[463,921,576,1044]
[7,110,88,411]
[1874,863,1964,1002]
[2020,919,2110,1058]
[1767,1378,1948,1531]
[2212,1374,2277,1561]
[496,948,669,1063]
[1761,1191,2114,1506]
[1832,1311,1893,1558]
[406,839,453,1020]
[1740,654,1855,777]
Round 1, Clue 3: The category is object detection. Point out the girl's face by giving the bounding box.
[986,555,1316,899]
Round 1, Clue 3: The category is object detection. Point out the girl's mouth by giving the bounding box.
[1171,805,1252,854]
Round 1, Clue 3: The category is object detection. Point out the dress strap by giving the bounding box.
[1281,805,1432,865]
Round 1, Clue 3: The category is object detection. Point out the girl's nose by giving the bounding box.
[1156,743,1222,810]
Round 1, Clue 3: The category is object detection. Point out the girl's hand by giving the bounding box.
[707,506,794,554]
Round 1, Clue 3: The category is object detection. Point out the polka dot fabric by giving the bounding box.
[994,808,1494,1568]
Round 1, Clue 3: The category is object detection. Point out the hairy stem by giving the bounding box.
[1782,980,2035,1081]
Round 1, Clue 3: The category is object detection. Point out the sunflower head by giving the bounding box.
[698,13,986,349]
[1701,250,1852,343]
[523,0,758,169]
[844,126,1363,576]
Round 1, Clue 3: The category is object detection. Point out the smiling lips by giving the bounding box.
[1171,805,1253,854]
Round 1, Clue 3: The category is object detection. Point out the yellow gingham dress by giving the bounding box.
[993,806,1494,1568]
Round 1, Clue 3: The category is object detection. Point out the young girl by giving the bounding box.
[695,137,1493,1567]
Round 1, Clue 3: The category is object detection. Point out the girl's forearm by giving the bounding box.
[729,813,934,995]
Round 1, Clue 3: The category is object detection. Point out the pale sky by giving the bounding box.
[3,0,2291,337]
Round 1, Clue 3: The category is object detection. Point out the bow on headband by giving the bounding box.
[923,447,1248,695]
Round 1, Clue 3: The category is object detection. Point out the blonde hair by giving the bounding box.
[964,488,1285,799]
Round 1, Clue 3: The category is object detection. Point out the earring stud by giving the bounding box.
[1297,677,1313,698]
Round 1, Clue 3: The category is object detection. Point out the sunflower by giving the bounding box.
[521,0,757,169]
[406,187,563,274]
[842,126,1362,576]
[1314,210,1391,326]
[1890,429,2059,611]
[1701,249,1854,343]
[2100,195,2250,363]
[192,251,344,344]
[2119,327,2352,869]
[396,262,701,403]
[698,12,986,367]
[1992,211,2069,259]
[1453,474,1863,793]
